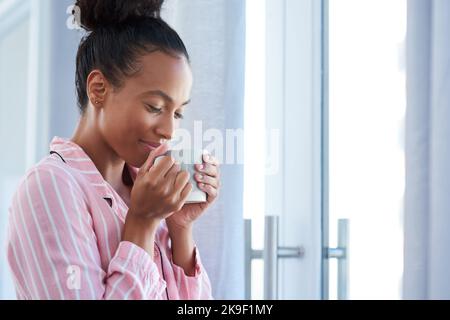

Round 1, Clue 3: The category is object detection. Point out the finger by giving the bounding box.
[194,173,219,189]
[203,153,220,166]
[178,182,193,204]
[159,163,182,195]
[139,143,169,174]
[148,156,178,180]
[160,161,181,184]
[195,162,219,177]
[173,170,191,192]
[198,183,218,203]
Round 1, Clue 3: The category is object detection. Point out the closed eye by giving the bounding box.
[175,112,184,120]
[145,104,184,120]
[145,104,162,113]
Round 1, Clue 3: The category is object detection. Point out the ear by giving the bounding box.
[86,70,109,108]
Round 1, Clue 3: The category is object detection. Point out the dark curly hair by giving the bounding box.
[74,0,190,114]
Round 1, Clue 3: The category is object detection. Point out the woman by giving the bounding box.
[6,0,219,300]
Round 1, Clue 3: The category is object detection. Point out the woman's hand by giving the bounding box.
[124,144,193,256]
[128,144,193,222]
[166,153,221,231]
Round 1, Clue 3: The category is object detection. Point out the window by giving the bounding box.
[328,0,407,299]
[244,0,323,299]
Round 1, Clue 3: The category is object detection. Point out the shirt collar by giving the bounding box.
[49,136,138,205]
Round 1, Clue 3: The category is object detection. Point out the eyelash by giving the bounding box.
[146,104,184,120]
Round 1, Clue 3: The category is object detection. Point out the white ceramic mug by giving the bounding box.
[154,149,207,204]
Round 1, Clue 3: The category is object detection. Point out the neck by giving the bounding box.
[70,115,126,190]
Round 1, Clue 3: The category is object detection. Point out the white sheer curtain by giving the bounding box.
[163,0,246,299]
[404,0,450,299]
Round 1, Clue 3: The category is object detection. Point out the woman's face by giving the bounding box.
[96,51,193,167]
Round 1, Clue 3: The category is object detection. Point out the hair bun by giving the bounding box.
[75,0,164,31]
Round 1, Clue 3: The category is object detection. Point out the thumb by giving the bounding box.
[139,143,169,174]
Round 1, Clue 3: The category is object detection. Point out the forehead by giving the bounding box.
[125,51,193,100]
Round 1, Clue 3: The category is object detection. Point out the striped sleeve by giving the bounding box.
[169,246,214,300]
[6,166,166,300]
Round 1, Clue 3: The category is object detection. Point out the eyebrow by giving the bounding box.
[144,90,191,106]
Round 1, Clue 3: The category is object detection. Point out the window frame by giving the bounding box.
[265,0,325,299]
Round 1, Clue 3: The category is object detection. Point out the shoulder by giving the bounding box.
[7,156,94,249]
[11,156,87,210]
[32,156,84,188]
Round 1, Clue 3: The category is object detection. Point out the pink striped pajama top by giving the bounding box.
[6,136,213,300]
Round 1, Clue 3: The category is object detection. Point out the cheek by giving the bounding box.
[114,109,161,145]
[100,103,139,142]
[134,111,159,132]
[103,107,128,133]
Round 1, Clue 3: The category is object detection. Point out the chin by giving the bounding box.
[128,145,150,168]
[125,153,146,169]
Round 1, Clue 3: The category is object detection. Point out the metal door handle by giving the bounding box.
[245,216,304,299]
[325,219,349,300]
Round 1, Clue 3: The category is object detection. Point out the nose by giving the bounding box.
[154,114,175,141]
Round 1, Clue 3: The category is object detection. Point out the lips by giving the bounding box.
[140,140,162,151]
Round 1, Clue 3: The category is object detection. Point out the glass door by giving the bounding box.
[324,0,407,300]
[244,0,324,300]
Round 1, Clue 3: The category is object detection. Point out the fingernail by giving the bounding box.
[197,174,203,180]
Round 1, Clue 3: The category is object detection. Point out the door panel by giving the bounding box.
[326,0,407,300]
